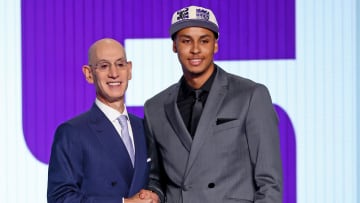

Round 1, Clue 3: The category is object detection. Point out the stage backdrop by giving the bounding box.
[0,0,357,202]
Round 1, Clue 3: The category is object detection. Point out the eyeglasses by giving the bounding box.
[90,59,128,72]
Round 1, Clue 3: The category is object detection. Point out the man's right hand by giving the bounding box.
[124,189,159,203]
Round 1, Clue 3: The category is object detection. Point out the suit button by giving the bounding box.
[208,183,215,188]
[111,181,117,187]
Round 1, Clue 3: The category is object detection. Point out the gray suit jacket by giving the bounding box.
[145,66,282,203]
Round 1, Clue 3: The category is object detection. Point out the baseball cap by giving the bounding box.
[169,5,219,39]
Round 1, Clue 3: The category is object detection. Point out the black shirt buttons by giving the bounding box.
[208,183,215,188]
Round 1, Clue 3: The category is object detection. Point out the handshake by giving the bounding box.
[124,189,159,203]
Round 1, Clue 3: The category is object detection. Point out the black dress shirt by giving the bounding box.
[177,68,217,135]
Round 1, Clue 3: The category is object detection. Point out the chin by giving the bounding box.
[190,69,206,76]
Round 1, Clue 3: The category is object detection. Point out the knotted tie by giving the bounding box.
[117,115,135,166]
[190,89,203,137]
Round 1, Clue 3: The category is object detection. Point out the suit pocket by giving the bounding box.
[82,177,128,196]
[214,119,243,133]
[224,198,253,203]
[224,189,254,203]
[216,118,237,125]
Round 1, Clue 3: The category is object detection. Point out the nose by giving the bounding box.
[190,42,200,54]
[108,64,119,78]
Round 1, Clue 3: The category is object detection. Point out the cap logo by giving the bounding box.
[196,8,210,21]
[170,6,219,39]
[176,8,189,21]
[176,7,210,22]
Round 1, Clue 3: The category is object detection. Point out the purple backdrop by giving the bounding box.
[21,0,296,202]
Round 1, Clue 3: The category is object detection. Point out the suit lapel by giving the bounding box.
[185,68,228,176]
[164,85,192,152]
[88,104,134,184]
[128,114,147,195]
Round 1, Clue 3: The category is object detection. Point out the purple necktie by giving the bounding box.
[117,115,135,166]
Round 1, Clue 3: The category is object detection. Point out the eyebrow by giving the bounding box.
[96,57,127,63]
[178,34,212,39]
[115,57,127,61]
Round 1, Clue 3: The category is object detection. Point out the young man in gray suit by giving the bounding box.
[144,6,283,203]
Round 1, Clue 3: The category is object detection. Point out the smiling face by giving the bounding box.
[82,39,132,111]
[173,27,218,88]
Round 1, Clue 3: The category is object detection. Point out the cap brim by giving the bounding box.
[170,20,219,38]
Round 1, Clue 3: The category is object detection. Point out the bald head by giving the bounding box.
[82,38,133,111]
[88,38,126,65]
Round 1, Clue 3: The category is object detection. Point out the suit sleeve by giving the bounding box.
[245,84,283,203]
[47,123,122,203]
[143,112,166,203]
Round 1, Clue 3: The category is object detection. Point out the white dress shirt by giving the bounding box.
[95,99,135,151]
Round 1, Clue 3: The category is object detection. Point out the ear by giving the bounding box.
[214,40,219,54]
[127,61,132,80]
[82,65,94,84]
[172,41,177,53]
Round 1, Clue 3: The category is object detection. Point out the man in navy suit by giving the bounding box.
[47,38,158,203]
[145,6,282,203]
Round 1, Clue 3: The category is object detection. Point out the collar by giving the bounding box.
[179,65,217,95]
[95,98,129,122]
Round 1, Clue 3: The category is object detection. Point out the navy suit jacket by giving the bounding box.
[47,104,149,202]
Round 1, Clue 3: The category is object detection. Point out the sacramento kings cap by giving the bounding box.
[170,5,219,39]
